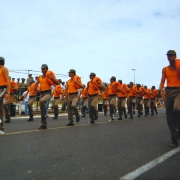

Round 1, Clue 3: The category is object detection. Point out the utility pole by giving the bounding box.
[132,69,136,84]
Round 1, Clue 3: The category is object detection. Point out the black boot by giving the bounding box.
[73,107,80,123]
[4,114,11,123]
[27,114,33,121]
[81,106,86,117]
[53,106,58,119]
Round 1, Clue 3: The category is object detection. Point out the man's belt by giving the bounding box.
[88,94,98,97]
[108,94,116,97]
[69,92,78,95]
[0,85,7,89]
[166,87,180,90]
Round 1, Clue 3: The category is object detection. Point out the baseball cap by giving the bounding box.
[41,64,48,69]
[166,50,176,56]
[68,69,76,73]
[0,57,5,61]
[89,72,96,76]
[0,57,5,65]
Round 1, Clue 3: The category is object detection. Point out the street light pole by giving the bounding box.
[132,69,136,84]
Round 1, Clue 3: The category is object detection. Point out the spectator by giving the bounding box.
[22,90,29,115]
[26,74,34,87]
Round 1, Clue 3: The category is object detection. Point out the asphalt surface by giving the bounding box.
[0,109,180,180]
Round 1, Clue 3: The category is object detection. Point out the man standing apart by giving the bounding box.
[63,69,83,126]
[160,50,180,147]
[0,57,10,134]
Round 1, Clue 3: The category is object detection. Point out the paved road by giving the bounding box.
[0,109,180,180]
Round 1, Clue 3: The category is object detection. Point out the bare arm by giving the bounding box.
[2,67,10,93]
[160,68,166,90]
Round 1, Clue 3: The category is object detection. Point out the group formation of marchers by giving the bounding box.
[0,50,179,147]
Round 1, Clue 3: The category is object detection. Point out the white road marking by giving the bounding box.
[119,146,180,180]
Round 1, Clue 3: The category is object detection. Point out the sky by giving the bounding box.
[1,0,180,88]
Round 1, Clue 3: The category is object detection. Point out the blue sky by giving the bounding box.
[1,0,180,88]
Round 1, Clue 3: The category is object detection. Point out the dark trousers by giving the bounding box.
[88,95,98,121]
[166,89,180,142]
[0,89,6,130]
[150,98,157,115]
[40,92,52,125]
[128,97,136,116]
[118,97,126,118]
[108,95,116,118]
[103,99,108,114]
[137,97,143,116]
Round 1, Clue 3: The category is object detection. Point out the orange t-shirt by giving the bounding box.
[53,85,63,97]
[106,84,116,95]
[165,66,180,87]
[117,84,128,98]
[10,81,18,94]
[143,88,151,99]
[151,89,158,98]
[81,87,88,98]
[88,81,100,95]
[128,85,136,97]
[28,83,39,97]
[136,87,144,98]
[102,91,109,99]
[67,79,78,93]
[39,75,51,91]
[0,67,7,86]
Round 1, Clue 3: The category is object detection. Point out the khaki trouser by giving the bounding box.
[40,92,52,125]
[81,98,88,116]
[103,99,108,114]
[144,99,150,115]
[117,97,126,118]
[28,96,36,116]
[88,95,98,121]
[108,95,116,118]
[67,94,79,123]
[136,97,143,116]
[0,88,7,130]
[150,98,157,115]
[53,97,60,117]
[166,89,180,142]
[128,96,136,116]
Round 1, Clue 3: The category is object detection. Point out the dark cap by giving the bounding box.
[90,72,96,76]
[21,78,25,80]
[130,82,133,85]
[110,76,116,81]
[68,69,76,73]
[0,57,5,61]
[0,57,5,65]
[118,80,122,83]
[41,64,48,69]
[166,50,176,56]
